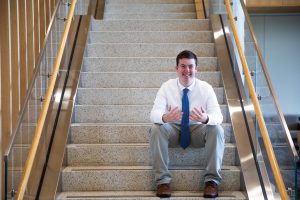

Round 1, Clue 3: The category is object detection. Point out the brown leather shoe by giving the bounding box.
[203,181,218,198]
[156,183,171,198]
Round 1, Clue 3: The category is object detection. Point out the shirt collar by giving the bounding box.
[177,78,195,92]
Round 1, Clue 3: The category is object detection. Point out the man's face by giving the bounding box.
[176,58,197,87]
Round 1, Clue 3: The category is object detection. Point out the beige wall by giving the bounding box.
[0,0,58,198]
[246,0,300,13]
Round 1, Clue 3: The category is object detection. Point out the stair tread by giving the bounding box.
[67,143,236,147]
[62,165,240,171]
[70,122,232,126]
[77,87,224,89]
[83,56,217,58]
[89,31,212,33]
[87,42,215,45]
[80,71,218,74]
[56,190,247,199]
[74,104,228,106]
[92,19,209,22]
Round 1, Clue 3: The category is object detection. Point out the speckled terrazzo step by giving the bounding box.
[104,13,197,20]
[66,143,237,166]
[70,123,234,144]
[85,43,215,57]
[76,87,225,105]
[79,72,222,88]
[61,166,241,192]
[90,19,211,32]
[104,3,195,13]
[88,31,213,43]
[82,57,218,72]
[73,104,229,123]
[105,0,195,4]
[56,190,248,200]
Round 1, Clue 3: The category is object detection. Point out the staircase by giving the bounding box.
[56,0,247,199]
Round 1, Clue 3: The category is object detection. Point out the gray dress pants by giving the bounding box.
[150,123,224,186]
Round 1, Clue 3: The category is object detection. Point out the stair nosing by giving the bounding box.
[62,165,240,172]
[70,122,232,126]
[67,143,236,148]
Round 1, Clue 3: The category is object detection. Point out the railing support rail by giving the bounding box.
[224,0,289,199]
[15,0,77,199]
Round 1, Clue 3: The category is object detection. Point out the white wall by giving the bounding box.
[250,14,300,115]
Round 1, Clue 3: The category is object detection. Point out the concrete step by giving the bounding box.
[104,4,195,13]
[73,105,229,123]
[91,19,211,31]
[76,87,225,105]
[103,13,196,20]
[82,57,218,72]
[61,165,241,191]
[56,190,248,200]
[88,31,213,44]
[85,43,215,57]
[265,142,296,167]
[70,123,234,144]
[79,72,222,88]
[105,0,195,4]
[66,143,237,166]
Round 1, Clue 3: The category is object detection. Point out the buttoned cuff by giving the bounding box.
[205,114,211,125]
[150,111,164,124]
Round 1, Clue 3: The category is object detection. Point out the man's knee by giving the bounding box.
[150,124,169,140]
[206,125,224,141]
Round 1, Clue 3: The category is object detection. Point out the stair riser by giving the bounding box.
[73,105,229,123]
[263,145,295,167]
[86,43,215,57]
[61,169,241,191]
[88,31,213,44]
[103,13,196,20]
[106,0,195,4]
[67,145,237,166]
[105,4,195,13]
[83,57,218,72]
[70,124,234,144]
[76,88,225,105]
[56,191,248,200]
[91,19,211,31]
[79,72,221,88]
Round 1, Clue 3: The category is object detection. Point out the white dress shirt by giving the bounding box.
[150,78,223,125]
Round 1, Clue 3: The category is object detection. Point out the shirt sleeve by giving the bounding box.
[205,85,223,125]
[150,84,167,124]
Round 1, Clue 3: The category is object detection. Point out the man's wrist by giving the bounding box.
[162,114,166,123]
[204,116,209,124]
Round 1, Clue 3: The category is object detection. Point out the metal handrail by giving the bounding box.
[224,0,289,199]
[239,0,298,161]
[4,0,62,160]
[15,0,77,199]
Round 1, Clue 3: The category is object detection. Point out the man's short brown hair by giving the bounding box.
[176,50,198,66]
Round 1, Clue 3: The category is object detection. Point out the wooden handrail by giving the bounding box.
[224,0,289,199]
[15,0,77,199]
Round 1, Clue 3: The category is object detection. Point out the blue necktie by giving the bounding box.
[180,88,190,149]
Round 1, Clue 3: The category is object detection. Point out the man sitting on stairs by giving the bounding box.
[150,50,225,198]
